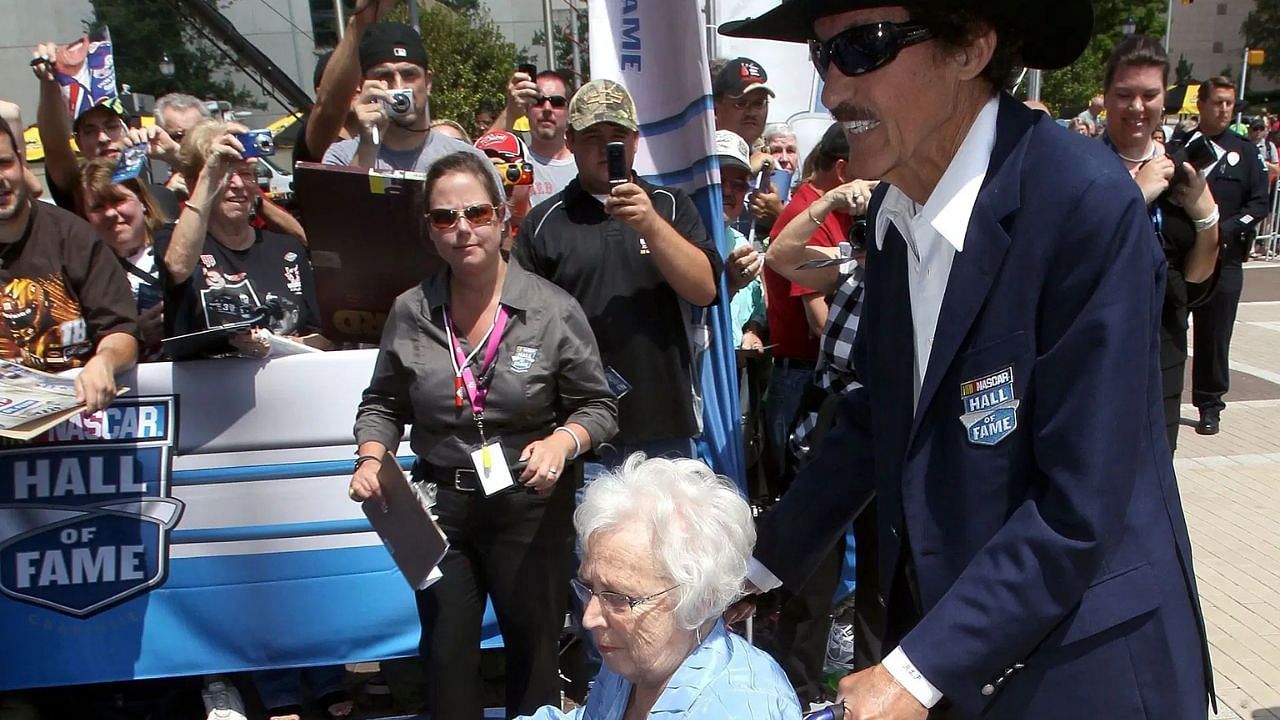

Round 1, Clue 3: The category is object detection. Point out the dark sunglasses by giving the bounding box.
[809,21,933,79]
[426,203,502,230]
[533,95,568,108]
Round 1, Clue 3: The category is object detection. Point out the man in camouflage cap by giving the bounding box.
[513,77,724,684]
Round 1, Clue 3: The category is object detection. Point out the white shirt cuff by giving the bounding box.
[883,646,944,709]
[745,557,783,592]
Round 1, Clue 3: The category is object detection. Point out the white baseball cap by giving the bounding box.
[714,129,751,173]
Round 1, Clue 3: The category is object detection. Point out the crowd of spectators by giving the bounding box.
[0,2,1262,719]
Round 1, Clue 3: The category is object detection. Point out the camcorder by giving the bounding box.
[497,161,534,187]
[384,88,415,119]
[1165,132,1217,188]
[235,129,276,159]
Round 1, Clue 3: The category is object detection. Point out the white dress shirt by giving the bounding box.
[746,94,1001,710]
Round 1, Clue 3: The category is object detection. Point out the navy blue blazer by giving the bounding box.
[755,94,1212,719]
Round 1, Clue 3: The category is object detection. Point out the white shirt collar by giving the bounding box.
[875,94,1001,252]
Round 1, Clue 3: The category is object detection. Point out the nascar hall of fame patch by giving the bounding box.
[0,397,182,617]
[510,345,538,374]
[959,366,1020,446]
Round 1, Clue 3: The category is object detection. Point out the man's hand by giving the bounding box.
[727,243,762,294]
[837,664,929,720]
[122,125,180,164]
[74,356,119,414]
[1133,155,1174,206]
[354,80,392,144]
[164,172,190,199]
[350,0,398,29]
[229,328,271,359]
[30,43,58,83]
[605,182,660,233]
[505,71,539,115]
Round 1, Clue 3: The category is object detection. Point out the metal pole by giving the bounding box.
[569,2,582,83]
[543,0,556,70]
[1027,69,1042,102]
[333,0,346,41]
[1164,0,1173,48]
[409,0,419,35]
[1239,47,1249,125]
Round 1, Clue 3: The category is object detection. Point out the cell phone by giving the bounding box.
[1168,133,1217,188]
[606,142,628,186]
[517,63,537,79]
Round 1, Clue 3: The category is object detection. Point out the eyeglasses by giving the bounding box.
[731,96,769,112]
[426,203,502,230]
[533,95,568,108]
[76,120,127,139]
[571,577,680,613]
[809,21,933,79]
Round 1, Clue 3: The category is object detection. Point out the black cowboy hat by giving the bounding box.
[719,0,1094,71]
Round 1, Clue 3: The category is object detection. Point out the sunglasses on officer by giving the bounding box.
[809,21,934,79]
[533,94,568,109]
[426,203,503,230]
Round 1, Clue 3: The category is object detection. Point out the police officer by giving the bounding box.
[1189,76,1271,435]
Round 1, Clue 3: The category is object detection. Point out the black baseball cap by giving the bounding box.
[359,22,430,74]
[713,58,776,99]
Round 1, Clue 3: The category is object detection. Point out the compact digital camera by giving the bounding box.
[384,88,415,118]
[235,129,276,158]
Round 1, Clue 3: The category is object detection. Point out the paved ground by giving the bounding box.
[1181,262,1280,720]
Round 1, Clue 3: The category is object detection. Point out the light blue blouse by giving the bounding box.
[518,620,801,719]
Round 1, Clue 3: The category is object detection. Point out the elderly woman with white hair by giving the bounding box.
[519,454,801,720]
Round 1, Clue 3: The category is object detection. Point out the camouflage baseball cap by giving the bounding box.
[568,79,639,133]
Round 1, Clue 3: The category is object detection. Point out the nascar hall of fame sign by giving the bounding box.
[0,397,181,617]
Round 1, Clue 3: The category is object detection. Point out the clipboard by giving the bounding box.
[362,451,448,591]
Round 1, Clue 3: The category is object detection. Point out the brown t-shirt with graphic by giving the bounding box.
[0,202,138,371]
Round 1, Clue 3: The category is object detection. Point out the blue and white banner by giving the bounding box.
[0,353,502,691]
[589,0,747,489]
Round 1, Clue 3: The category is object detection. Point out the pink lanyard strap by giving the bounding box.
[444,304,510,419]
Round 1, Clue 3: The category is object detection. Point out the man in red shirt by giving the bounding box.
[763,123,856,484]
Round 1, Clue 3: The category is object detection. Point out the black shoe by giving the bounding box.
[1196,410,1220,436]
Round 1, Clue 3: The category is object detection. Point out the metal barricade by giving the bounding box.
[1265,181,1280,261]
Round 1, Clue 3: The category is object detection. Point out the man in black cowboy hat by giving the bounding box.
[722,3,1213,719]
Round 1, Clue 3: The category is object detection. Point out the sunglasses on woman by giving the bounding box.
[426,203,503,230]
[809,21,933,79]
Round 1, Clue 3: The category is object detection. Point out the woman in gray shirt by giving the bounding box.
[349,151,617,719]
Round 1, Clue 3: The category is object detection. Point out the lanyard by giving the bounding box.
[443,304,510,439]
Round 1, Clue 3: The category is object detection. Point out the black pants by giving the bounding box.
[1191,264,1244,414]
[415,474,575,719]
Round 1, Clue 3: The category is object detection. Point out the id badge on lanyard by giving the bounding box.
[446,305,515,495]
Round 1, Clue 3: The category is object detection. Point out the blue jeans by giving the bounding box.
[569,437,697,684]
[766,363,814,481]
[251,665,345,711]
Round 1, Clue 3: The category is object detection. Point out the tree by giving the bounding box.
[1243,0,1280,82]
[85,0,255,106]
[1175,54,1195,84]
[1021,0,1167,114]
[526,6,590,86]
[389,4,520,136]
